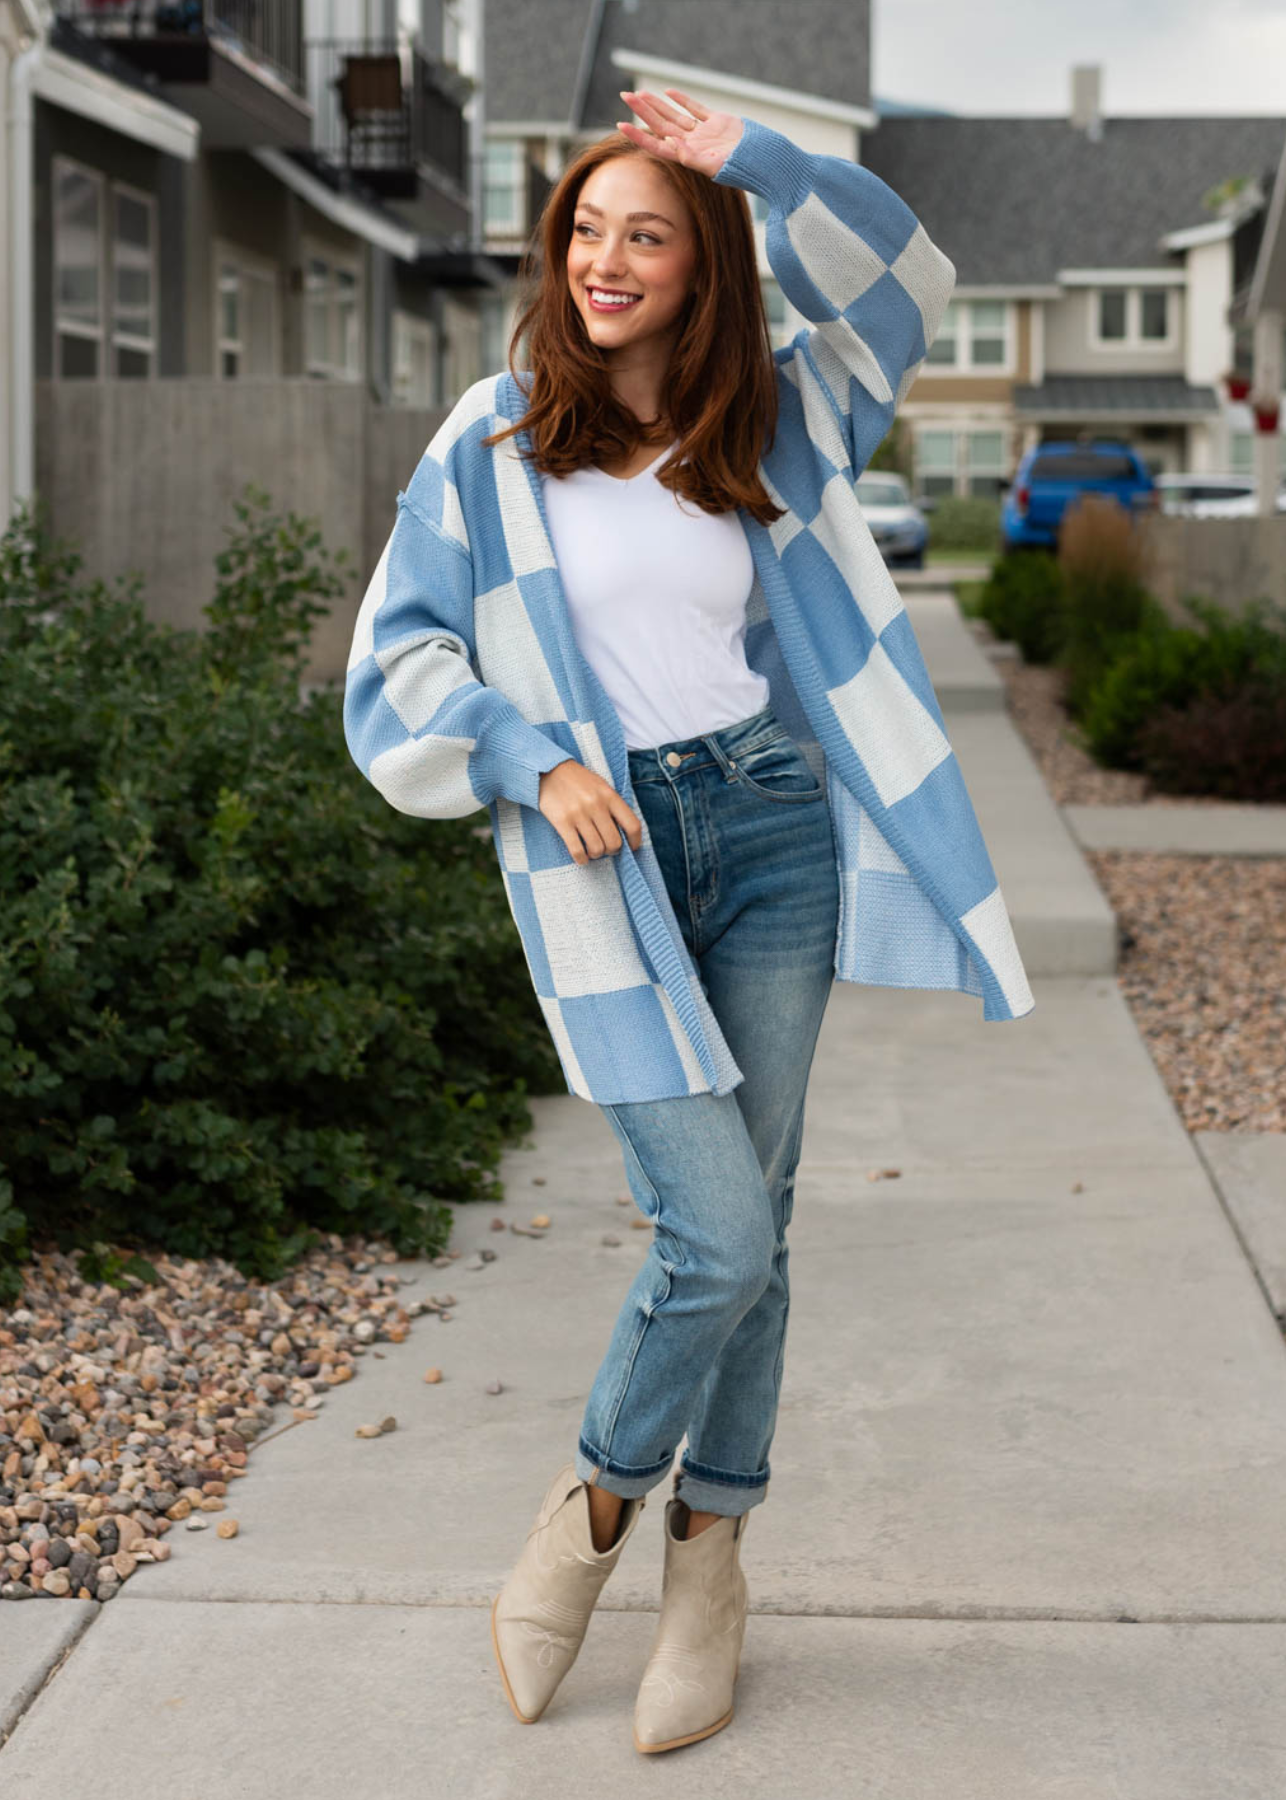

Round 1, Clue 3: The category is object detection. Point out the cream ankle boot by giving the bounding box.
[633,1497,750,1754]
[491,1462,645,1724]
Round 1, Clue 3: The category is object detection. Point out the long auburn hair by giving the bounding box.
[481,132,785,527]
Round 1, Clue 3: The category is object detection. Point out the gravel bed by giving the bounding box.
[0,1231,474,1603]
[962,623,1285,1135]
[1086,851,1286,1133]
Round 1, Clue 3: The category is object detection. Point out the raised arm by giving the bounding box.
[713,115,956,477]
[343,439,573,818]
[616,88,955,480]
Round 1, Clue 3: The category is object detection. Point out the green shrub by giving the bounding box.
[924,495,1003,554]
[0,490,563,1305]
[1077,596,1286,769]
[976,548,1068,663]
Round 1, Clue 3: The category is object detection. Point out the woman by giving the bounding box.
[343,87,1032,1754]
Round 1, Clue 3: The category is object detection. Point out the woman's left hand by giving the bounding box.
[616,88,743,180]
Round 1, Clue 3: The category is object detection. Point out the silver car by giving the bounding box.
[1153,472,1286,518]
[854,471,930,568]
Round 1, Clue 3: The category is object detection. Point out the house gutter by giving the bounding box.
[4,9,42,523]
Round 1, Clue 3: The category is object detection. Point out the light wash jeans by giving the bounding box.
[574,704,839,1517]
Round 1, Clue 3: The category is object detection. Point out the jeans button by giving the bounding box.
[665,751,682,767]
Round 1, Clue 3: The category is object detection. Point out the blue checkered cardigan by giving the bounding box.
[344,114,1035,1104]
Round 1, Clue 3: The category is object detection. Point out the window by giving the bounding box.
[1092,285,1173,349]
[913,426,1012,498]
[966,429,1007,498]
[1230,430,1286,478]
[922,298,1009,372]
[1029,448,1137,482]
[925,301,959,366]
[54,157,156,379]
[761,276,788,345]
[969,302,1005,367]
[393,310,438,407]
[1140,289,1168,340]
[302,244,362,379]
[480,291,508,377]
[484,139,524,233]
[1098,290,1127,341]
[916,428,956,498]
[215,244,279,378]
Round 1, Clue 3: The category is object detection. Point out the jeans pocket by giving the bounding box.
[731,736,826,803]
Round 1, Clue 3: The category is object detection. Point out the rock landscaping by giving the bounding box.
[0,1232,471,1602]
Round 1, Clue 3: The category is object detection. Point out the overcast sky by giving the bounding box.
[875,0,1286,117]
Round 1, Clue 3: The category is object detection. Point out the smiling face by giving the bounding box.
[567,153,698,358]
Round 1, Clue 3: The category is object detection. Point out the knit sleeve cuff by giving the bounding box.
[474,705,576,811]
[712,116,818,214]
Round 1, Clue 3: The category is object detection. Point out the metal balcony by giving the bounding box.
[55,0,309,147]
[305,39,472,200]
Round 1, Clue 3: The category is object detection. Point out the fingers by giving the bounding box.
[620,87,685,130]
[664,87,710,122]
[607,793,644,852]
[537,761,643,864]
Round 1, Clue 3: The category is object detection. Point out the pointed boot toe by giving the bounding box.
[633,1498,750,1754]
[492,1463,644,1724]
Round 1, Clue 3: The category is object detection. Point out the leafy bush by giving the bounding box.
[0,491,563,1305]
[924,495,1003,554]
[976,547,1068,663]
[1138,675,1286,800]
[1077,596,1286,769]
[1056,494,1157,713]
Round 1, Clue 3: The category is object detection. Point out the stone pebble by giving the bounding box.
[990,641,1285,1135]
[0,1231,454,1601]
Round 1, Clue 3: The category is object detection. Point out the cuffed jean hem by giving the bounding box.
[574,1438,675,1500]
[673,1455,771,1519]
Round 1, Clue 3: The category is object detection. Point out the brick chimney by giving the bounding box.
[1070,64,1103,142]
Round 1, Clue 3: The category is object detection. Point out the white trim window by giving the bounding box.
[965,428,1007,498]
[392,310,439,407]
[303,241,363,380]
[923,299,1012,373]
[484,138,524,234]
[54,156,157,379]
[761,275,789,348]
[215,242,280,378]
[480,291,509,377]
[1090,285,1176,350]
[1230,429,1286,478]
[915,427,957,498]
[912,425,1009,499]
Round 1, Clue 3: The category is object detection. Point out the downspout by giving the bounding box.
[567,0,607,139]
[5,30,41,527]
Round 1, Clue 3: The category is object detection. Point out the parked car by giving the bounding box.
[1000,440,1157,551]
[855,471,929,569]
[1153,471,1286,518]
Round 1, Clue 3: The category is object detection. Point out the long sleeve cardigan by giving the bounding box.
[343,114,1035,1105]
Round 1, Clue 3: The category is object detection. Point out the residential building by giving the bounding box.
[479,2,1286,503]
[1,0,502,533]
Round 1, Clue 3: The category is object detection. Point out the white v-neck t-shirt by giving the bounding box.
[539,440,768,751]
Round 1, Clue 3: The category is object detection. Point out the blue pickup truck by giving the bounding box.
[1000,440,1157,551]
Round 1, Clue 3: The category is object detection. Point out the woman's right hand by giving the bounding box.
[538,760,644,865]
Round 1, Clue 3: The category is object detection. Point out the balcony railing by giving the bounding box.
[57,0,305,95]
[305,39,471,198]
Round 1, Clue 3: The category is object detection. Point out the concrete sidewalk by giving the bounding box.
[4,589,1285,1797]
[4,973,1286,1797]
[1065,802,1286,857]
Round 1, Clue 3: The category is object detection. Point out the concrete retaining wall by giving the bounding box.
[1137,513,1286,623]
[33,379,451,685]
